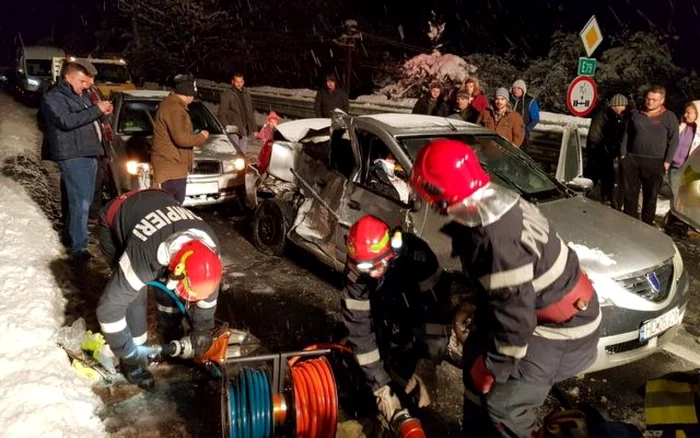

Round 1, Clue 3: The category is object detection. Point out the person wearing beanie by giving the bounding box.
[583,93,631,209]
[255,110,283,144]
[511,79,540,149]
[218,72,257,153]
[477,87,525,147]
[151,74,209,203]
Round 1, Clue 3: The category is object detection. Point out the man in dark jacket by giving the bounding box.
[41,61,113,261]
[411,139,600,438]
[449,91,478,122]
[314,74,349,118]
[412,82,449,117]
[97,189,221,389]
[620,86,680,225]
[511,79,540,150]
[584,94,630,209]
[342,215,449,432]
[218,72,257,153]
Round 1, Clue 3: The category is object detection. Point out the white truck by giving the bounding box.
[16,45,65,98]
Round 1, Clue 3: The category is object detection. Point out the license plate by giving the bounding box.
[186,182,218,196]
[639,307,680,342]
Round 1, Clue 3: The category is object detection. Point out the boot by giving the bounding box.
[121,362,155,390]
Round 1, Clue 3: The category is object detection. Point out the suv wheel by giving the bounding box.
[251,199,294,256]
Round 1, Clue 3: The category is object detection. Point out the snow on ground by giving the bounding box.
[0,93,106,437]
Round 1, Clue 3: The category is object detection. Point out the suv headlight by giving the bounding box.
[223,157,246,173]
[27,78,39,86]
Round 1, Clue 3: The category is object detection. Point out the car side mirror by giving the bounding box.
[225,125,239,135]
[409,197,423,212]
[566,177,594,193]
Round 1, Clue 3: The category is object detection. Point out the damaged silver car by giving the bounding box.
[245,112,688,374]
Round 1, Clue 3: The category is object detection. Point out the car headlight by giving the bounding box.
[673,243,684,277]
[27,78,39,86]
[126,160,149,175]
[223,157,246,173]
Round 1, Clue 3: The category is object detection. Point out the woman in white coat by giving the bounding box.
[669,101,700,198]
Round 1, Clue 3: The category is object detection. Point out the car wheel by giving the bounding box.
[251,199,294,256]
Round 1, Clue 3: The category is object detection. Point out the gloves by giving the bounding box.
[470,355,495,394]
[404,358,437,408]
[190,328,214,357]
[121,344,156,368]
[374,384,405,424]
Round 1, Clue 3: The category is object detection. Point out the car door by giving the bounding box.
[333,124,413,264]
[555,126,585,184]
[289,115,360,266]
[671,147,700,231]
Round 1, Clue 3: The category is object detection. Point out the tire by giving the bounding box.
[251,199,295,256]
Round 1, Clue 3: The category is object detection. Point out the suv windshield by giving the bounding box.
[95,63,132,83]
[26,60,51,76]
[399,134,566,202]
[117,100,223,136]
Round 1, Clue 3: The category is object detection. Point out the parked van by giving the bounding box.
[16,45,65,97]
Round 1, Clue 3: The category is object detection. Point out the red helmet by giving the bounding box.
[346,215,402,273]
[410,139,490,209]
[167,240,222,301]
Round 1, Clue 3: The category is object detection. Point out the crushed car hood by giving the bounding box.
[275,119,331,142]
[537,196,675,277]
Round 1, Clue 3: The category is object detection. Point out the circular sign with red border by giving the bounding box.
[566,75,598,117]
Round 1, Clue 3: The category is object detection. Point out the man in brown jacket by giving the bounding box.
[477,87,526,147]
[151,75,209,203]
[218,72,256,153]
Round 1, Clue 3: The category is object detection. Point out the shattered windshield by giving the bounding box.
[398,134,565,201]
[117,100,223,135]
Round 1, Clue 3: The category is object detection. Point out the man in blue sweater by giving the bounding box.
[620,86,679,225]
[41,61,113,261]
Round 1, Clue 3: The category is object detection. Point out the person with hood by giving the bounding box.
[477,88,526,147]
[151,74,209,204]
[254,111,282,144]
[412,82,450,117]
[584,94,630,209]
[314,73,349,117]
[410,139,600,438]
[669,101,700,198]
[464,77,489,117]
[511,79,540,148]
[620,85,679,225]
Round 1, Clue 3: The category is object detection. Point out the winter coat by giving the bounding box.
[40,79,105,161]
[450,107,480,124]
[447,198,600,386]
[678,100,700,159]
[469,92,489,114]
[218,87,257,136]
[314,88,349,118]
[584,106,629,182]
[477,107,526,147]
[342,233,448,391]
[96,189,219,357]
[412,95,450,117]
[151,93,207,184]
[512,94,540,134]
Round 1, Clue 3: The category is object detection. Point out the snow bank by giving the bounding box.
[0,93,106,437]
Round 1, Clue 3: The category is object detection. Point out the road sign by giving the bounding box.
[578,57,596,76]
[580,15,603,57]
[566,76,598,117]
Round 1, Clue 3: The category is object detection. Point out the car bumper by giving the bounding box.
[586,265,689,373]
[182,171,245,207]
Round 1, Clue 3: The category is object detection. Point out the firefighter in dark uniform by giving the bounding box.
[410,140,601,438]
[96,189,223,389]
[342,215,451,433]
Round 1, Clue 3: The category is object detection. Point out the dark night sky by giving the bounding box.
[2,0,699,73]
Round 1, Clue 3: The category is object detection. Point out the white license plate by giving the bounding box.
[639,307,680,342]
[186,182,218,196]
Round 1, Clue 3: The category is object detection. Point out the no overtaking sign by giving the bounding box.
[566,76,598,117]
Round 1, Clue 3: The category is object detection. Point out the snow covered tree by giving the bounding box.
[464,53,519,97]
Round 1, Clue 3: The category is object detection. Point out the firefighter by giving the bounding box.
[409,139,601,438]
[342,215,451,431]
[96,189,223,389]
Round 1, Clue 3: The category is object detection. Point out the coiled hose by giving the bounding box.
[291,356,338,438]
[229,368,273,438]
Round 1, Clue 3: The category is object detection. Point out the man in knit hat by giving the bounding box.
[584,94,630,209]
[151,74,209,203]
[477,87,525,147]
[511,79,540,149]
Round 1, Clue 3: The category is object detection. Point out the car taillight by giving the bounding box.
[257,139,273,173]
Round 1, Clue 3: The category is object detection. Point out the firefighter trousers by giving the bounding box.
[463,379,551,438]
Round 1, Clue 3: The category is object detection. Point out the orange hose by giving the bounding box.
[291,357,338,438]
[288,343,354,368]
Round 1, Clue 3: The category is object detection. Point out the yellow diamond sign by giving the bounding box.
[579,15,603,57]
